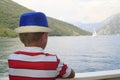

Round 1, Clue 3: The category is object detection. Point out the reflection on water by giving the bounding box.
[0,36,120,76]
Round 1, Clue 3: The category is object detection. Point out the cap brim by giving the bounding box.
[15,26,52,33]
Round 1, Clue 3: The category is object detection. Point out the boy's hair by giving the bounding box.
[19,32,43,45]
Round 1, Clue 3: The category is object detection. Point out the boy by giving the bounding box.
[8,12,75,80]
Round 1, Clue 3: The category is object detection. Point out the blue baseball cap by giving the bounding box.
[15,12,51,33]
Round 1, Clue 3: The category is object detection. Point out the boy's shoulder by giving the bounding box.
[44,53,57,56]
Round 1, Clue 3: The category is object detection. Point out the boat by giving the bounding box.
[92,29,97,37]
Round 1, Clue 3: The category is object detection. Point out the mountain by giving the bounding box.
[97,13,120,35]
[75,13,120,35]
[47,17,91,36]
[0,0,91,37]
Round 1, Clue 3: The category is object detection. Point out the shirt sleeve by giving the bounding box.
[56,57,72,78]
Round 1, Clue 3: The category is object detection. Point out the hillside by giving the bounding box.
[48,17,91,36]
[0,0,91,37]
[97,13,120,35]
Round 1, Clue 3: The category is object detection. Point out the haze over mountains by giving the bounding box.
[76,13,120,35]
[97,13,120,35]
[75,22,103,32]
[0,0,91,37]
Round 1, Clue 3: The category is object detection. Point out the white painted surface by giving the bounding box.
[57,69,120,80]
[1,69,120,80]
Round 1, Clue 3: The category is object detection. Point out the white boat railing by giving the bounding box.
[1,69,120,80]
[57,69,120,80]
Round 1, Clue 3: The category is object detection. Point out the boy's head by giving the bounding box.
[19,32,48,49]
[15,12,51,49]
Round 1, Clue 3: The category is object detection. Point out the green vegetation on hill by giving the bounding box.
[0,26,17,37]
[0,0,32,37]
[0,0,91,37]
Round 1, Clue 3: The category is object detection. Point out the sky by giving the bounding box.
[12,0,120,25]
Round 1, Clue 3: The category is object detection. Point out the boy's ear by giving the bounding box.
[39,32,48,40]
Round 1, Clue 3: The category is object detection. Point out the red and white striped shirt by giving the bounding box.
[8,47,71,80]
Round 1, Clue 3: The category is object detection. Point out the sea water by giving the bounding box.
[0,35,120,77]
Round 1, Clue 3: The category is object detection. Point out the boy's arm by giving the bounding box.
[66,69,75,78]
[56,56,75,78]
[57,68,75,78]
